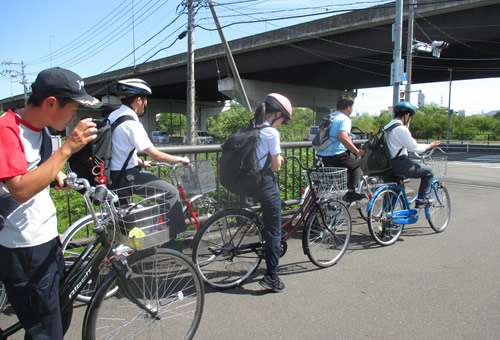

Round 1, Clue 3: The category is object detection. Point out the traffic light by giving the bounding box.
[400,90,405,102]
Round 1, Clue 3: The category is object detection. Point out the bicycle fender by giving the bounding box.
[365,184,399,212]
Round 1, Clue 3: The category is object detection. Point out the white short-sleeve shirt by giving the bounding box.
[108,105,153,171]
[256,122,281,170]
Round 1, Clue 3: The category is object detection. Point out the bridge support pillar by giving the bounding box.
[218,78,355,124]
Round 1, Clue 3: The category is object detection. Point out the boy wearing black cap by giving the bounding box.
[0,67,101,339]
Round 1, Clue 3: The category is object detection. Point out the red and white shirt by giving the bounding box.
[0,110,58,248]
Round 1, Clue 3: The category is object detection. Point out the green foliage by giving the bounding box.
[206,103,315,142]
[157,112,186,136]
[51,189,88,234]
[207,102,253,138]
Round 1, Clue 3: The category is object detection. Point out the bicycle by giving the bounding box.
[351,174,384,221]
[61,159,217,302]
[365,147,451,246]
[191,155,352,289]
[1,173,204,340]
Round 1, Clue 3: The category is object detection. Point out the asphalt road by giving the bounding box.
[1,152,499,339]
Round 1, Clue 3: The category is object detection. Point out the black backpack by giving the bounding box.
[219,123,270,197]
[360,122,402,175]
[311,113,337,151]
[67,115,134,187]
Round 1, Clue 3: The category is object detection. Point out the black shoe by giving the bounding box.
[259,274,285,292]
[415,197,434,208]
[343,192,367,203]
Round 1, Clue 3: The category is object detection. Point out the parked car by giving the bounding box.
[351,126,368,140]
[308,126,319,141]
[183,130,214,144]
[151,131,169,144]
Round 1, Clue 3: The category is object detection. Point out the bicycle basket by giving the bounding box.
[170,159,216,195]
[112,185,170,250]
[308,167,348,199]
[416,155,448,179]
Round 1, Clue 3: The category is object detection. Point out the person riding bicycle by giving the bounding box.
[385,101,441,207]
[252,93,292,293]
[316,95,366,203]
[108,78,190,238]
[0,67,101,339]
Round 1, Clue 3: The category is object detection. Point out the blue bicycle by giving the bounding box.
[365,147,451,246]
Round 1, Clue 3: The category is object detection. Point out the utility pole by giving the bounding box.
[405,0,416,102]
[207,0,251,111]
[1,61,29,106]
[186,0,196,145]
[49,35,55,67]
[391,0,404,108]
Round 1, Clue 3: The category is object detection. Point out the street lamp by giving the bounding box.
[49,35,55,67]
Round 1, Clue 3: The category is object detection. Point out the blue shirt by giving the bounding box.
[316,111,352,156]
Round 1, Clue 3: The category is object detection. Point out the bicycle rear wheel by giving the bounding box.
[0,281,7,312]
[426,181,451,232]
[83,248,204,340]
[192,208,263,289]
[368,187,405,246]
[303,200,351,268]
[61,214,120,302]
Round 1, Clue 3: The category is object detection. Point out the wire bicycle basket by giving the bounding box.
[111,185,171,250]
[170,160,216,195]
[416,155,448,179]
[308,167,348,199]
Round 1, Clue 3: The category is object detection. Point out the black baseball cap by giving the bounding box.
[31,67,102,108]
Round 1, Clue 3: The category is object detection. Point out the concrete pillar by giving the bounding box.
[218,77,355,125]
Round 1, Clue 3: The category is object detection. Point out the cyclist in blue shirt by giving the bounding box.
[317,96,366,202]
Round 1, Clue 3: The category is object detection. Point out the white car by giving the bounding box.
[183,130,214,144]
[151,131,169,144]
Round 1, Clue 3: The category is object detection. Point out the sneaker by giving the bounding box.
[259,274,285,292]
[415,197,434,208]
[343,191,367,203]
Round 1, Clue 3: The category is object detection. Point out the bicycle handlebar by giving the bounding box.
[285,155,324,171]
[412,145,445,159]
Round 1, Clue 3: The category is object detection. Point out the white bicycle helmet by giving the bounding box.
[115,78,152,98]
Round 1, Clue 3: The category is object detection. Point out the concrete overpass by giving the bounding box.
[2,0,499,131]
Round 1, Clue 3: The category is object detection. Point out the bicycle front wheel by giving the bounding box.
[192,208,263,289]
[83,248,204,340]
[368,188,405,246]
[303,200,351,268]
[61,214,120,303]
[426,181,451,232]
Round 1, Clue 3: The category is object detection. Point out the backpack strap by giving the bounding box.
[384,122,403,159]
[110,115,136,186]
[38,128,52,166]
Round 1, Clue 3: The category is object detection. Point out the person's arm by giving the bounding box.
[338,131,365,156]
[5,118,96,203]
[399,128,430,154]
[143,146,190,165]
[271,154,284,172]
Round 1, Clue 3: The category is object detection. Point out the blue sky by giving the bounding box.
[1,0,498,115]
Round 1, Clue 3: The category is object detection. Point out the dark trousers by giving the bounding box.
[253,173,282,280]
[391,156,435,198]
[319,151,362,190]
[111,167,187,238]
[0,237,67,340]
